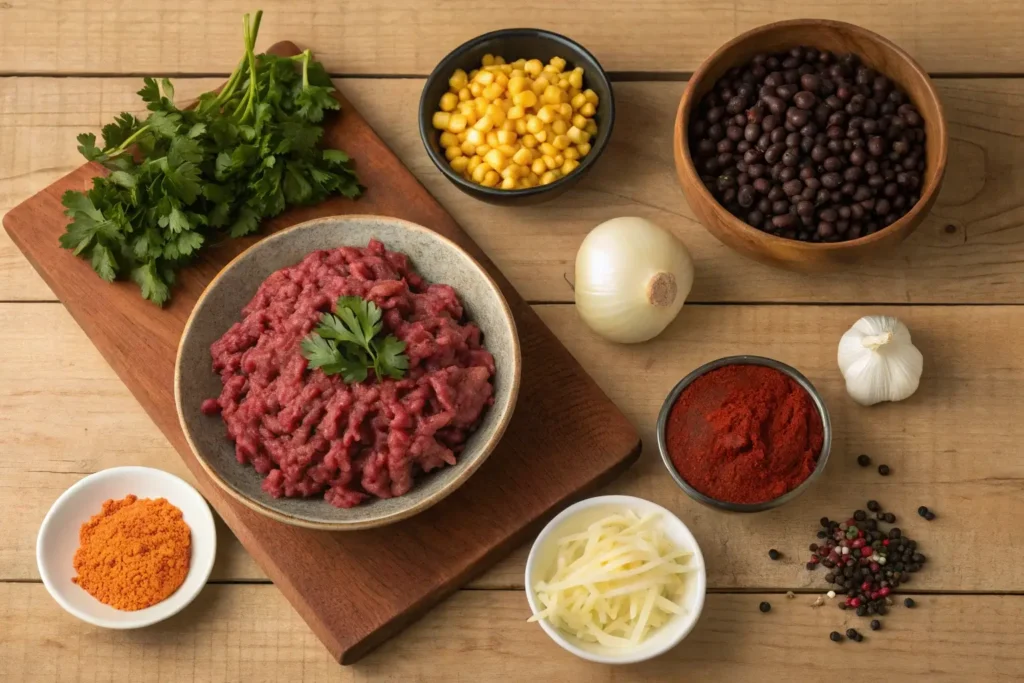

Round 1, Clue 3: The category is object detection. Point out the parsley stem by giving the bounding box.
[102,124,152,159]
[214,57,246,107]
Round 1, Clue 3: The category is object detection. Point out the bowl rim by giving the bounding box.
[418,27,615,198]
[675,18,949,251]
[655,355,832,512]
[36,466,217,629]
[174,214,522,530]
[524,494,707,664]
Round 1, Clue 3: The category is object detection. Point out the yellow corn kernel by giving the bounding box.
[471,162,492,183]
[467,155,483,173]
[507,105,526,120]
[510,68,526,79]
[474,98,489,116]
[496,130,517,145]
[444,145,463,160]
[483,82,505,101]
[481,170,500,187]
[469,68,479,79]
[473,115,494,133]
[567,125,586,144]
[518,176,535,189]
[580,102,596,117]
[501,164,522,181]
[495,71,509,87]
[584,120,598,136]
[465,128,485,146]
[542,155,559,170]
[568,68,584,90]
[557,78,570,91]
[552,134,571,151]
[501,120,516,133]
[558,103,573,119]
[486,104,506,126]
[534,129,548,143]
[485,131,500,147]
[475,144,491,156]
[521,133,539,149]
[561,159,580,175]
[475,70,495,85]
[540,170,559,185]
[514,118,528,135]
[450,155,470,173]
[512,147,533,165]
[554,153,565,165]
[524,59,543,76]
[460,140,476,155]
[537,105,558,123]
[508,76,529,95]
[541,85,563,105]
[481,53,496,67]
[512,58,527,70]
[531,75,550,95]
[457,130,468,142]
[431,111,451,130]
[494,55,506,65]
[439,92,458,112]
[572,114,588,129]
[459,87,472,102]
[577,142,592,157]
[439,131,459,148]
[564,147,580,161]
[549,56,567,72]
[497,143,518,157]
[448,114,468,133]
[500,176,517,189]
[539,142,558,157]
[484,148,508,172]
[531,158,547,175]
[513,90,538,109]
[525,116,544,135]
[449,69,469,91]
[469,82,483,97]
[551,119,568,135]
[584,89,599,105]
[570,92,587,111]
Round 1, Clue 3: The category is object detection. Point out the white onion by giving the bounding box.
[574,217,694,344]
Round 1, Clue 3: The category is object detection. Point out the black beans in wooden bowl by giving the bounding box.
[688,47,926,243]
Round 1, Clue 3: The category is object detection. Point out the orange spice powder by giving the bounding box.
[72,495,191,611]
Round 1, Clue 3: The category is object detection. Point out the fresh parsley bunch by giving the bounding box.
[301,297,409,383]
[59,11,361,305]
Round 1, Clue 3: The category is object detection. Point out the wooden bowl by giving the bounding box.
[175,215,521,530]
[673,19,948,271]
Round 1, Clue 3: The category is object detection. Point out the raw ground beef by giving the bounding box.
[202,239,496,508]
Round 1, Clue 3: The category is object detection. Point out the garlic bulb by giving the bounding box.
[837,316,923,406]
[574,217,694,344]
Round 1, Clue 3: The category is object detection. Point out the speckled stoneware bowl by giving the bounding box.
[175,215,521,530]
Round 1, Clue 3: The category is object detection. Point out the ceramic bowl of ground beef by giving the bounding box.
[175,215,521,530]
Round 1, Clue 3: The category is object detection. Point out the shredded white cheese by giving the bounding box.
[528,510,696,646]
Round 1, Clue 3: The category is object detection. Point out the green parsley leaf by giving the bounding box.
[131,261,171,306]
[101,113,142,150]
[376,335,409,380]
[301,296,408,383]
[77,133,103,161]
[89,243,118,282]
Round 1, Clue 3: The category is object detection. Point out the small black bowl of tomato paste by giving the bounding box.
[656,355,832,513]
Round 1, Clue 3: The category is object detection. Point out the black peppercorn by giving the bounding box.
[867,500,881,512]
[769,549,781,560]
[904,597,916,608]
[878,464,890,476]
[759,601,772,613]
[830,631,843,642]
[857,454,871,467]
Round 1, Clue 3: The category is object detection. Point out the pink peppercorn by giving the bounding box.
[879,587,891,597]
[851,538,866,549]
[849,597,861,608]
[861,547,873,557]
[870,562,881,572]
[883,539,890,546]
[862,581,872,591]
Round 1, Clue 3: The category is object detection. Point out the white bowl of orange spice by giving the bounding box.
[36,466,216,629]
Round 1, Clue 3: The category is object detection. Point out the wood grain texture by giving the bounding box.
[0,1,1022,75]
[5,302,1024,593]
[0,44,641,664]
[2,77,1022,304]
[2,584,1022,682]
[675,19,948,271]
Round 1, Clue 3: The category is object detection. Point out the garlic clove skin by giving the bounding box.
[574,217,694,344]
[837,315,923,406]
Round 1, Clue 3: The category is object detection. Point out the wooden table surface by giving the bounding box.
[3,2,1024,681]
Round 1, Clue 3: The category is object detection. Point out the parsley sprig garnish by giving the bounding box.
[301,297,409,383]
[58,10,361,305]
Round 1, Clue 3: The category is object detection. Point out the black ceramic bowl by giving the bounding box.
[419,28,615,206]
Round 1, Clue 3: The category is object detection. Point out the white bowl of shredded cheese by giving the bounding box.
[525,495,706,664]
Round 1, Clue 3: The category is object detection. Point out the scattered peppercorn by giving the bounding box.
[917,506,929,517]
[878,464,890,476]
[830,631,843,642]
[870,619,881,631]
[858,454,871,467]
[760,601,772,613]
[884,513,896,523]
[867,500,881,512]
[924,511,936,521]
[769,549,781,560]
[904,597,916,608]
[806,562,818,570]
[854,510,867,521]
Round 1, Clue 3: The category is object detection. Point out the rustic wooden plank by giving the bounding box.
[1,583,1020,682]
[0,1,1021,75]
[2,77,1022,304]
[4,302,1023,592]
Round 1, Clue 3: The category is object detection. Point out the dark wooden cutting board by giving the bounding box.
[3,41,641,664]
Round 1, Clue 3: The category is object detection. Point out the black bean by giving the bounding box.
[772,199,790,215]
[764,95,787,116]
[823,156,843,172]
[770,127,787,143]
[821,172,842,189]
[737,185,756,208]
[744,123,762,142]
[776,84,798,101]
